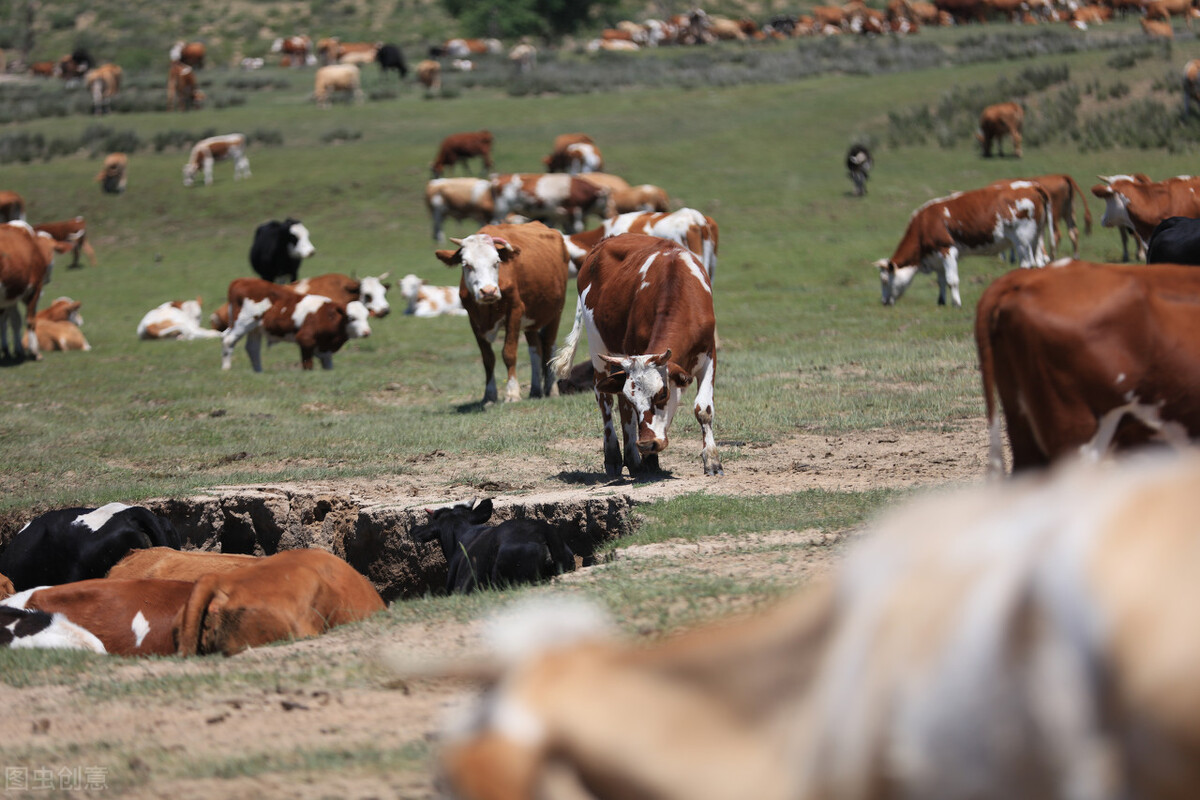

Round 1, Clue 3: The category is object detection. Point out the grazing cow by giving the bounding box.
[426,177,495,242]
[846,143,873,196]
[0,221,59,362]
[562,208,719,279]
[95,152,128,194]
[1184,59,1200,118]
[975,259,1200,472]
[25,297,89,352]
[166,61,204,110]
[431,131,494,179]
[0,190,25,222]
[137,298,220,340]
[84,63,121,115]
[1019,173,1092,258]
[313,63,363,108]
[329,40,379,65]
[249,218,315,283]
[547,142,603,175]
[221,278,371,371]
[34,217,96,268]
[169,41,206,68]
[875,181,1052,307]
[491,173,611,233]
[182,133,251,187]
[375,43,407,78]
[0,605,105,652]
[107,547,258,580]
[612,184,671,214]
[0,503,181,592]
[434,222,570,404]
[977,101,1024,158]
[411,499,575,594]
[173,549,385,656]
[1141,16,1176,37]
[509,42,537,73]
[398,273,467,317]
[1091,174,1200,261]
[416,59,441,93]
[3,579,195,656]
[1147,216,1200,264]
[552,234,722,477]
[29,61,57,78]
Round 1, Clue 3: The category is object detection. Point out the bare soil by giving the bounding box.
[0,426,989,798]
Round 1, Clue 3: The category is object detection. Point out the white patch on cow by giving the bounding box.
[1008,181,1036,190]
[680,250,712,293]
[520,315,537,331]
[76,502,131,532]
[491,694,547,745]
[1116,373,1126,385]
[293,278,312,293]
[292,294,330,329]
[943,208,951,218]
[3,608,107,653]
[1049,258,1074,268]
[131,610,150,648]
[638,252,658,277]
[2,587,42,610]
[485,317,503,343]
[639,281,651,291]
[344,301,371,339]
[287,223,316,259]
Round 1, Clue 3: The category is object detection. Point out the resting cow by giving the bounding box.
[25,296,89,352]
[1092,174,1200,262]
[398,273,467,317]
[0,503,181,592]
[431,131,494,178]
[435,222,570,404]
[137,298,220,340]
[0,605,105,652]
[411,499,575,594]
[977,101,1023,158]
[249,218,316,283]
[552,234,722,477]
[106,547,258,581]
[182,133,250,187]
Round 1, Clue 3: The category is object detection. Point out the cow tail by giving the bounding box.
[1066,174,1092,235]
[974,290,1005,478]
[173,573,219,656]
[550,299,585,379]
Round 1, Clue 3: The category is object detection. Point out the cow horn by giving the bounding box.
[598,353,624,366]
[650,349,672,366]
[1097,175,1113,183]
[449,237,465,246]
[377,271,390,281]
[490,236,510,249]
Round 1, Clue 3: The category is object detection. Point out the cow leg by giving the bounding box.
[525,332,545,398]
[942,250,962,308]
[203,156,215,186]
[693,354,723,476]
[221,303,261,370]
[474,333,499,405]
[245,329,265,372]
[595,388,624,477]
[316,350,334,370]
[618,395,649,474]
[22,291,42,361]
[1119,228,1131,262]
[501,315,522,402]
[432,206,445,243]
[1010,126,1022,158]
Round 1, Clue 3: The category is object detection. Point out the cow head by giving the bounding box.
[358,273,391,318]
[436,234,520,304]
[874,258,920,305]
[399,273,425,304]
[1091,179,1134,231]
[595,350,693,455]
[410,499,493,561]
[344,301,371,339]
[182,160,198,187]
[285,220,316,260]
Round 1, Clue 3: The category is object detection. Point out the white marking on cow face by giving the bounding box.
[1116,373,1126,385]
[1098,191,1132,230]
[455,233,504,303]
[601,354,681,454]
[131,610,150,648]
[288,223,316,259]
[399,273,424,304]
[877,261,920,305]
[345,301,371,338]
[358,276,390,317]
[76,502,131,532]
[292,294,330,329]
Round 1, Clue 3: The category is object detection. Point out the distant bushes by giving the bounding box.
[0,125,283,166]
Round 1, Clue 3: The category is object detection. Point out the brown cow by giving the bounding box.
[170,41,206,68]
[977,101,1024,157]
[1144,0,1193,26]
[29,61,57,77]
[24,297,89,352]
[1091,173,1200,261]
[416,59,442,92]
[435,222,570,404]
[990,175,1091,258]
[0,190,24,222]
[426,178,495,242]
[0,222,59,361]
[271,35,313,67]
[167,61,204,111]
[107,547,258,581]
[542,133,595,171]
[34,217,96,268]
[976,259,1200,472]
[561,208,719,278]
[84,63,122,115]
[490,173,611,232]
[612,184,671,214]
[173,549,385,656]
[95,153,128,194]
[552,234,721,477]
[431,131,494,178]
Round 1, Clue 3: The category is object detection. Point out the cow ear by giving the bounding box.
[470,499,494,523]
[435,248,461,266]
[667,364,693,388]
[649,349,672,367]
[595,370,627,394]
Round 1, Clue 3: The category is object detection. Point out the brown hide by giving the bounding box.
[431,131,494,177]
[107,547,258,581]
[24,579,195,656]
[977,101,1023,157]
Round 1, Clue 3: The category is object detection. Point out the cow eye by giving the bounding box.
[653,387,668,404]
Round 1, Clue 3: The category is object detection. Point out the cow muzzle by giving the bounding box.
[475,286,501,304]
[637,436,667,455]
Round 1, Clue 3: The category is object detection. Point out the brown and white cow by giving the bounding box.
[182,133,250,187]
[431,131,494,178]
[552,233,721,477]
[106,547,259,581]
[426,178,495,242]
[166,60,204,111]
[875,181,1052,307]
[976,258,1200,473]
[313,63,363,108]
[544,139,604,175]
[95,153,128,194]
[416,59,442,93]
[612,184,671,214]
[442,37,503,57]
[561,208,719,279]
[1091,173,1200,261]
[977,101,1024,158]
[213,273,390,331]
[542,133,595,173]
[173,549,385,656]
[169,41,206,68]
[990,174,1091,258]
[0,190,25,222]
[435,222,569,404]
[84,63,121,115]
[398,273,467,317]
[221,279,371,371]
[33,217,96,268]
[25,297,89,352]
[491,173,611,233]
[271,35,314,67]
[0,222,59,362]
[138,298,220,341]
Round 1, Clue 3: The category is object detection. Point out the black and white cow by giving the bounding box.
[846,144,873,197]
[375,43,407,79]
[410,499,575,594]
[0,503,181,591]
[1146,216,1200,265]
[249,218,316,283]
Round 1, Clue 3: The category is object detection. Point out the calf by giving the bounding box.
[25,297,89,352]
[106,547,258,580]
[435,222,570,404]
[182,133,250,187]
[0,190,25,222]
[398,273,467,317]
[33,216,96,268]
[173,549,385,656]
[552,233,722,477]
[411,499,575,594]
[490,173,611,233]
[137,298,220,340]
[3,579,194,655]
[249,217,316,283]
[416,59,442,92]
[0,221,60,362]
[0,503,181,592]
[1092,174,1200,262]
[846,143,872,196]
[95,152,128,194]
[977,101,1023,158]
[0,605,106,652]
[221,278,371,371]
[426,177,495,242]
[431,130,494,179]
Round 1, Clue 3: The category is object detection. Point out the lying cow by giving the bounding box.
[25,296,89,352]
[106,547,258,580]
[1092,174,1200,262]
[33,217,96,269]
[173,549,386,656]
[552,234,722,477]
[0,221,60,362]
[431,130,494,178]
[976,259,1200,473]
[0,605,105,652]
[137,298,221,340]
[426,177,495,242]
[182,133,250,187]
[411,499,575,594]
[398,273,467,317]
[875,181,1052,307]
[221,278,371,371]
[249,218,315,283]
[0,503,181,592]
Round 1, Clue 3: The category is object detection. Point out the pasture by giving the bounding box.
[2,22,1200,795]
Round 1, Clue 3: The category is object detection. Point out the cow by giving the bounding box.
[2,579,195,656]
[426,177,495,242]
[220,278,371,371]
[84,63,121,115]
[975,259,1200,473]
[33,217,95,268]
[434,222,570,405]
[543,134,598,173]
[1019,173,1092,258]
[106,547,258,580]
[1147,216,1200,264]
[874,181,1052,307]
[1141,15,1176,36]
[56,48,91,84]
[375,43,407,79]
[137,298,221,340]
[182,133,251,187]
[509,42,537,73]
[416,59,441,93]
[0,190,25,222]
[29,61,57,78]
[561,208,719,279]
[1184,59,1200,118]
[490,173,611,233]
[612,184,671,214]
[431,131,494,179]
[169,41,206,68]
[552,234,722,477]
[211,273,390,330]
[0,221,59,362]
[846,143,873,196]
[1091,174,1200,262]
[249,218,315,283]
[0,503,181,592]
[271,35,313,67]
[0,605,106,652]
[411,499,575,594]
[327,40,379,65]
[95,152,128,194]
[173,549,385,656]
[977,101,1023,158]
[442,37,502,57]
[166,60,204,110]
[24,296,89,352]
[314,63,363,108]
[398,273,467,317]
[545,142,603,175]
